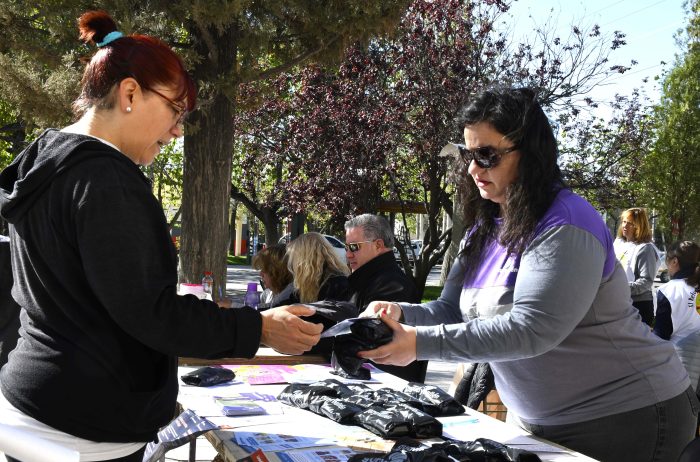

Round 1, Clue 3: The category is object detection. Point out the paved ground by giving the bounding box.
[223,262,444,301]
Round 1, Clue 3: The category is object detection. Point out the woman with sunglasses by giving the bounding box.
[613,207,661,326]
[0,11,322,461]
[654,241,700,391]
[358,87,696,461]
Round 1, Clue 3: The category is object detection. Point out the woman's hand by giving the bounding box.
[360,301,403,321]
[357,314,417,366]
[260,305,323,355]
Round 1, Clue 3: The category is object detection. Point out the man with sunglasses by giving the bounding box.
[344,214,427,382]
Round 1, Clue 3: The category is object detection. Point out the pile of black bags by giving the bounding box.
[277,379,464,439]
[349,437,542,462]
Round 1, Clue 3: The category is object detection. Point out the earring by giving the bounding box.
[126,107,132,113]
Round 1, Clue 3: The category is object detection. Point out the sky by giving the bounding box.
[503,0,689,114]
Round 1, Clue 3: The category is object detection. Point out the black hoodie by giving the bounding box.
[0,129,262,442]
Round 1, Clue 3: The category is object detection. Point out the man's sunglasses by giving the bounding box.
[344,240,375,252]
[459,144,519,169]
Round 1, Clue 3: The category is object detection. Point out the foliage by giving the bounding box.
[0,0,411,289]
[636,0,700,241]
[559,90,655,213]
[145,140,185,226]
[227,254,248,266]
[232,0,637,296]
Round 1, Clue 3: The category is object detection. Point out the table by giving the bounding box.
[178,347,328,366]
[176,364,599,462]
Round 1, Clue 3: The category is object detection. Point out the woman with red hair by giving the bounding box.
[0,11,321,461]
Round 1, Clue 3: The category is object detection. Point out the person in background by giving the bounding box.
[286,232,351,305]
[252,244,294,310]
[0,11,321,462]
[654,241,700,391]
[344,213,427,382]
[358,86,696,462]
[614,207,660,326]
[285,232,354,357]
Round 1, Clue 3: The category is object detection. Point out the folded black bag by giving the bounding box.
[180,366,235,387]
[402,382,464,416]
[277,383,339,409]
[354,406,413,438]
[303,302,360,357]
[319,398,367,423]
[331,318,393,379]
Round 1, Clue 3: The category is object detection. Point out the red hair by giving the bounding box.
[73,10,196,114]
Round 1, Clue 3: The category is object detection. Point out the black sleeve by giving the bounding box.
[653,291,673,340]
[74,160,261,359]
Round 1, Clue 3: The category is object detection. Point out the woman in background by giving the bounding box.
[252,244,294,310]
[654,241,700,391]
[286,232,351,305]
[286,232,353,357]
[614,207,660,326]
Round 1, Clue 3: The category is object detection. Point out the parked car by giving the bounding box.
[394,240,423,263]
[278,233,347,264]
[657,251,669,283]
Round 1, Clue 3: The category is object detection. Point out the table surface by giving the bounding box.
[177,364,599,462]
[178,347,328,366]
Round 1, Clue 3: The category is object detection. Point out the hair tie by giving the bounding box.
[96,31,124,48]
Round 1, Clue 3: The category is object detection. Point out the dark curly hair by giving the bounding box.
[457,87,565,282]
[665,241,700,288]
[251,244,293,294]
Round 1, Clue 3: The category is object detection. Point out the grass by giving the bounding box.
[421,286,443,302]
[227,254,249,265]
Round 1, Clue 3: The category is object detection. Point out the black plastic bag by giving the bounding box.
[319,398,367,423]
[308,378,355,398]
[354,406,413,438]
[180,366,235,387]
[277,383,338,409]
[348,437,542,462]
[353,403,442,439]
[331,318,393,379]
[402,382,465,416]
[437,438,542,462]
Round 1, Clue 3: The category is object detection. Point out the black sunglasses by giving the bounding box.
[459,144,519,169]
[344,240,375,252]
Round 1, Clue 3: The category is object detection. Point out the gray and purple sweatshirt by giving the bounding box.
[401,189,689,425]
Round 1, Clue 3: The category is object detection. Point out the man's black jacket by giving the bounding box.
[348,251,428,382]
[348,251,418,310]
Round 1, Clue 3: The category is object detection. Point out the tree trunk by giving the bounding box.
[180,93,235,297]
[261,207,282,248]
[441,184,466,284]
[180,22,238,299]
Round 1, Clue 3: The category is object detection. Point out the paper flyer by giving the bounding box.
[233,431,331,452]
[229,365,308,385]
[274,447,358,462]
